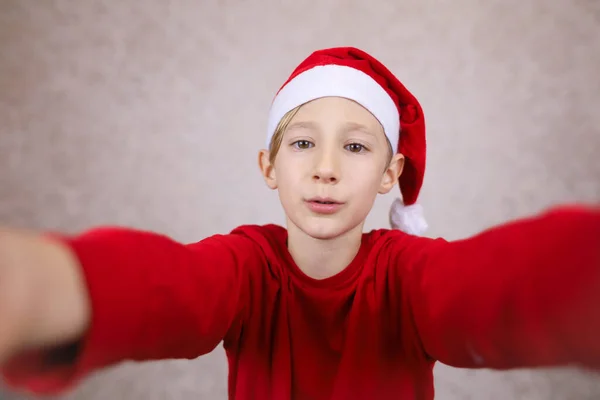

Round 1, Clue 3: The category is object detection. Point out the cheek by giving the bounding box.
[346,162,384,190]
[274,162,304,194]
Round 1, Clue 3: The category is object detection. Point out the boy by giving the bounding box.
[0,47,599,399]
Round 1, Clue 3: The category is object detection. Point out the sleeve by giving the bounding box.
[393,204,600,370]
[1,227,257,395]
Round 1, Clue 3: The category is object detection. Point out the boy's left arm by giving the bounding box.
[393,204,600,370]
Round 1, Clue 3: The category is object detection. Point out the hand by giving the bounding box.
[0,228,90,366]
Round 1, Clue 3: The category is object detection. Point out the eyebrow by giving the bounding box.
[341,122,378,137]
[286,121,318,132]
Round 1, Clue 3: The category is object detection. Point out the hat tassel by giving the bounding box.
[389,198,428,235]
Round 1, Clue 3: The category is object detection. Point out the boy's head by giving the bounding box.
[259,47,428,238]
[259,97,405,240]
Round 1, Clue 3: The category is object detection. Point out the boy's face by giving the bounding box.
[259,97,404,240]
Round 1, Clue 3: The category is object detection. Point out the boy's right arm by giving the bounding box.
[0,226,256,395]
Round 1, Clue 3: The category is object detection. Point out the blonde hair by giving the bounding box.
[268,104,395,166]
[268,106,302,165]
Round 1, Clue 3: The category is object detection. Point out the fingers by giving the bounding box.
[0,300,23,366]
[0,229,36,367]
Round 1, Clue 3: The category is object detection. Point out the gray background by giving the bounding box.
[1,0,599,398]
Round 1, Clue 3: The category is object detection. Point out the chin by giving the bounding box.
[304,226,344,240]
[295,215,363,241]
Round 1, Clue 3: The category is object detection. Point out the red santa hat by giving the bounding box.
[266,47,428,235]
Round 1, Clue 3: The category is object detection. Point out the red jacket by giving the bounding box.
[3,205,600,399]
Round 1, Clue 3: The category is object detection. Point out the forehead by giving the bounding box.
[289,97,385,135]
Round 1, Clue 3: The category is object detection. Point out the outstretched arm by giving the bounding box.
[393,204,600,370]
[0,226,256,394]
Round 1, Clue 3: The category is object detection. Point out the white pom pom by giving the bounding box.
[389,198,428,235]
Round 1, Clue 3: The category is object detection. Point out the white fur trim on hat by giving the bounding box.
[266,64,400,150]
[389,198,428,235]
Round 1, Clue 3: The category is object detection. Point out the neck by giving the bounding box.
[286,222,364,280]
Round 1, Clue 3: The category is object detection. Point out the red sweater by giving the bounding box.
[2,205,600,399]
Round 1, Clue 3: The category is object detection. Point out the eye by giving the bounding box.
[292,140,314,149]
[345,143,367,153]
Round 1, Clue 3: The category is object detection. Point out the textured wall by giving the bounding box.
[1,0,599,399]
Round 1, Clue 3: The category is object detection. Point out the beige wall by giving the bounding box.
[1,0,599,398]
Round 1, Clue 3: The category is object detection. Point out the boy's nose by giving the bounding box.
[313,170,338,184]
[312,150,340,184]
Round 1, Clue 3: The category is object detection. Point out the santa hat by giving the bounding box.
[265,47,428,235]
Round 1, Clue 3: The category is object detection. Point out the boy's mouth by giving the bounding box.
[305,197,344,214]
[307,197,342,205]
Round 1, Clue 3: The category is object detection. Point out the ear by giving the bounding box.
[258,149,278,190]
[379,153,405,194]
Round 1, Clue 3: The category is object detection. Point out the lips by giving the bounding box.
[305,197,344,214]
[310,198,339,204]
